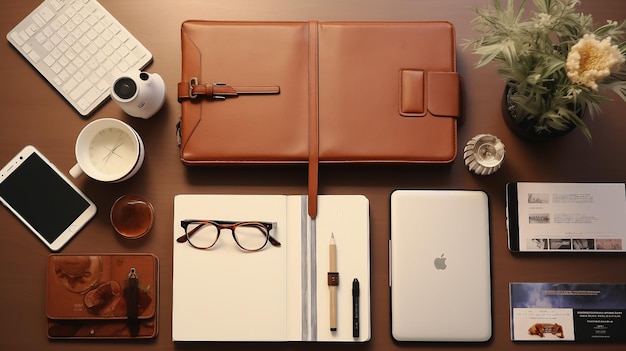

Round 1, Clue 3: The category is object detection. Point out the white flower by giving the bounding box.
[565,87,583,100]
[566,34,625,90]
[527,73,541,84]
[534,13,553,29]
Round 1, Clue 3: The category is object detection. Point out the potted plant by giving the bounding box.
[464,0,626,141]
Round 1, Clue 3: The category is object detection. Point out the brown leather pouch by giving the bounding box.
[46,254,158,339]
[177,21,462,217]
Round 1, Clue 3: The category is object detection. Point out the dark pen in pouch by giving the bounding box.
[127,268,139,337]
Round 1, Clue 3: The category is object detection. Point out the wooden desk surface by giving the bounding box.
[1,0,625,350]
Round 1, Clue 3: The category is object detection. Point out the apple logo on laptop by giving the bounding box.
[433,253,447,270]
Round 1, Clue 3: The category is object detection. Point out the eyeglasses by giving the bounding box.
[177,219,281,252]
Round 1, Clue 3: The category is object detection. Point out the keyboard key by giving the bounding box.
[42,27,53,37]
[49,0,64,11]
[57,41,69,53]
[64,34,76,46]
[50,34,62,45]
[65,7,77,19]
[79,35,91,47]
[88,72,100,84]
[96,79,109,91]
[58,56,70,67]
[43,55,55,67]
[83,87,102,104]
[27,51,41,63]
[80,64,92,77]
[95,52,107,65]
[72,57,85,69]
[43,41,55,52]
[19,30,30,42]
[70,79,92,100]
[39,7,55,22]
[77,98,91,111]
[58,70,70,82]
[94,36,106,48]
[35,32,47,44]
[117,61,130,73]
[86,29,98,41]
[93,22,105,33]
[117,45,129,57]
[50,62,62,74]
[95,66,106,78]
[51,48,62,59]
[73,1,85,12]
[109,51,122,64]
[64,21,76,33]
[22,43,33,54]
[32,14,46,28]
[74,71,85,83]
[58,14,69,24]
[109,24,121,35]
[65,63,78,75]
[57,27,69,39]
[50,19,62,31]
[26,23,39,36]
[86,43,98,55]
[10,32,24,46]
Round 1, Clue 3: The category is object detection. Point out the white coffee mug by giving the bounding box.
[70,118,145,182]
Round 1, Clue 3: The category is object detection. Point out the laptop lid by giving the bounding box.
[390,190,492,342]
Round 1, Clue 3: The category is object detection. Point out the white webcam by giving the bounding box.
[111,70,166,119]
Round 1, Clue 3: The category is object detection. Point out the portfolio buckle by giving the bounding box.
[211,82,228,100]
[186,77,280,100]
[188,77,198,99]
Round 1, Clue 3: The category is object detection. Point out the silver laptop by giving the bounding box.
[390,190,492,342]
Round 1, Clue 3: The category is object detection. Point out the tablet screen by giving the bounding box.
[507,182,626,252]
[0,152,90,244]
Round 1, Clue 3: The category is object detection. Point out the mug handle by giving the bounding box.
[69,163,83,178]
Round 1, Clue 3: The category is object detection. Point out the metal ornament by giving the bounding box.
[463,134,505,175]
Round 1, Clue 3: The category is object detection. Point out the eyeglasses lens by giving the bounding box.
[187,222,219,249]
[233,223,268,251]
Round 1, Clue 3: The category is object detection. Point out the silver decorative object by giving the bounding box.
[463,134,505,175]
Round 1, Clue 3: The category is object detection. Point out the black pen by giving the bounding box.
[352,278,360,338]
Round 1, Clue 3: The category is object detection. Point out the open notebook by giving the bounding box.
[172,194,370,342]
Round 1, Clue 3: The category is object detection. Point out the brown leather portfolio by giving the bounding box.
[177,21,462,217]
[46,254,158,339]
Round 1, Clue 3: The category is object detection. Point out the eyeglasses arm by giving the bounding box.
[176,220,205,243]
[268,234,281,247]
[259,222,281,247]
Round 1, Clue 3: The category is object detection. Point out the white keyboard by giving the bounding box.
[7,0,152,116]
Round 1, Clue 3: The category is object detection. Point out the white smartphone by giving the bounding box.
[0,145,97,251]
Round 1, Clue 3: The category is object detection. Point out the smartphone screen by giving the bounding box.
[0,146,97,250]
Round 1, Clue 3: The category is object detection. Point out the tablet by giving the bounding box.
[506,182,626,252]
[390,190,492,342]
[0,146,97,251]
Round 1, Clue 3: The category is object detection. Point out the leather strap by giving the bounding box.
[177,78,280,101]
[307,21,319,219]
[399,69,461,120]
